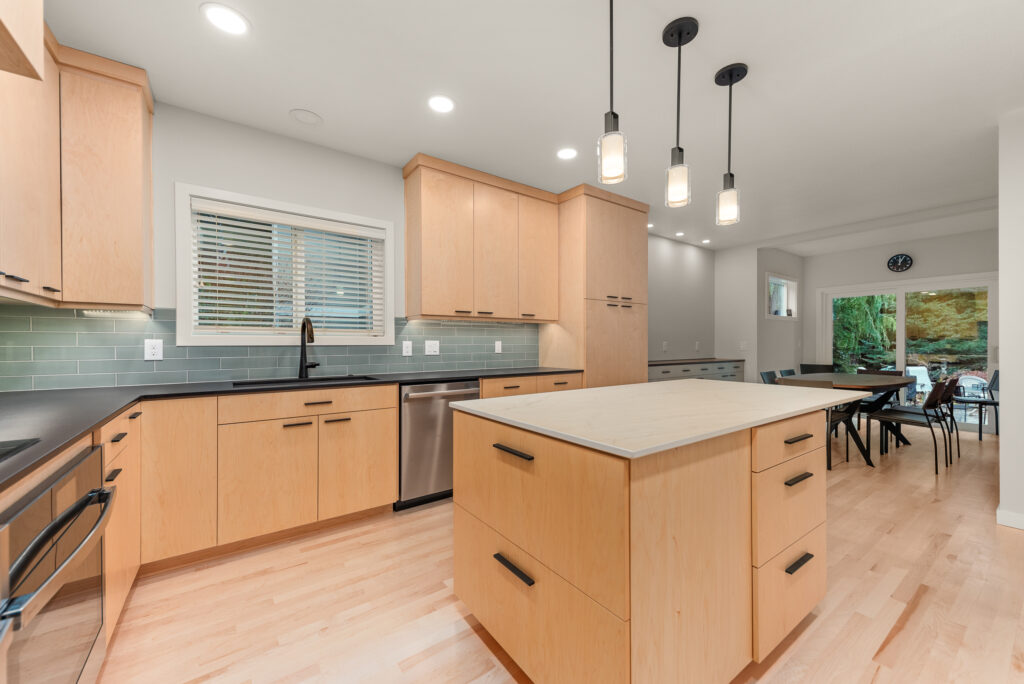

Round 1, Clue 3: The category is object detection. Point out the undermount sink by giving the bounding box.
[232,375,376,387]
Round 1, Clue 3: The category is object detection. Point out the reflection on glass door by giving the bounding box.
[832,294,897,372]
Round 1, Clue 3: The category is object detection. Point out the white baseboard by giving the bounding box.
[996,506,1024,531]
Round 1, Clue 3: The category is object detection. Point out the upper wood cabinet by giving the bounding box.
[0,36,60,299]
[404,154,559,322]
[0,0,43,79]
[60,52,153,309]
[585,196,648,304]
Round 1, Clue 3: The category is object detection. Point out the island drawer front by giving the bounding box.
[752,522,827,662]
[751,411,827,472]
[454,412,630,620]
[217,384,398,424]
[752,447,827,566]
[453,505,630,684]
[535,372,582,392]
[479,376,539,398]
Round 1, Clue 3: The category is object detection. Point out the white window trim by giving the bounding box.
[765,271,799,321]
[174,182,395,346]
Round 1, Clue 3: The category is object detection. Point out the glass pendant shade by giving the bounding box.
[716,187,740,225]
[665,147,689,207]
[598,130,626,184]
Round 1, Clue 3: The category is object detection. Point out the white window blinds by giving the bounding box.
[187,196,388,341]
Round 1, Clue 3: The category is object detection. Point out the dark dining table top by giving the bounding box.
[777,372,915,391]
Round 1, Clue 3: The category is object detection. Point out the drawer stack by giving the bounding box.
[750,411,828,661]
[452,411,630,683]
[647,360,745,382]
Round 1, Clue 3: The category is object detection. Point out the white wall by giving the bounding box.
[757,248,804,373]
[714,247,758,381]
[800,229,999,363]
[647,236,715,361]
[152,104,406,312]
[998,109,1023,530]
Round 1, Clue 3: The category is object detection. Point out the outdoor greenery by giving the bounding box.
[832,294,896,372]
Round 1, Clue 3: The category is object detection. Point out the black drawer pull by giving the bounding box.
[662,370,671,374]
[477,311,494,315]
[785,552,815,575]
[104,468,123,483]
[553,381,569,386]
[784,472,814,487]
[304,400,333,406]
[283,421,313,428]
[42,286,61,292]
[622,304,632,308]
[4,274,29,283]
[607,302,619,307]
[521,313,535,317]
[503,385,520,390]
[323,417,352,424]
[455,310,472,314]
[493,443,534,461]
[110,432,127,443]
[493,553,535,587]
[607,295,619,299]
[621,296,632,300]
[129,411,142,419]
[784,433,814,445]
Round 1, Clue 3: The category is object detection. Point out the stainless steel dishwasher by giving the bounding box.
[395,380,480,510]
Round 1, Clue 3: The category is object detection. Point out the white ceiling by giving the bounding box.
[45,0,1024,250]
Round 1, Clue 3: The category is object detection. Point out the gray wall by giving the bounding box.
[756,248,805,373]
[647,236,715,361]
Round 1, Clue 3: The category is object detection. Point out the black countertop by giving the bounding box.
[0,366,580,493]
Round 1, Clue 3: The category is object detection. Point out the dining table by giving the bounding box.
[776,372,915,467]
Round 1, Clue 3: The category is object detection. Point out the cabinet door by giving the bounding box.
[584,197,623,302]
[103,431,141,643]
[473,183,518,318]
[141,398,218,563]
[517,196,558,321]
[417,168,474,316]
[318,408,398,520]
[619,208,648,304]
[584,300,622,388]
[218,417,318,544]
[60,69,146,306]
[0,0,43,79]
[618,303,648,385]
[0,47,60,298]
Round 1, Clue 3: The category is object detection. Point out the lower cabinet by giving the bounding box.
[479,372,583,399]
[318,408,398,520]
[103,419,141,643]
[218,417,319,544]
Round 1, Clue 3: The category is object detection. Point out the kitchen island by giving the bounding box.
[451,379,867,683]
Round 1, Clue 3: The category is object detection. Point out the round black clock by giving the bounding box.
[887,253,913,273]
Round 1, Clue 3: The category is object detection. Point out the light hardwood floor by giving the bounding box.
[102,426,1022,683]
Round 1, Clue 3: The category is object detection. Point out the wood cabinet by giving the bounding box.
[60,55,152,308]
[140,397,218,563]
[404,154,559,322]
[480,375,538,398]
[318,408,398,519]
[0,0,43,79]
[584,196,648,304]
[536,372,583,392]
[218,384,397,424]
[218,417,319,544]
[0,36,60,300]
[584,300,648,388]
[102,408,142,643]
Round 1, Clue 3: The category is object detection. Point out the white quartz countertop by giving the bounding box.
[451,379,870,459]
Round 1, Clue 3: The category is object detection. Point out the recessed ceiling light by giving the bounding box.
[428,95,454,113]
[201,3,249,35]
[647,223,654,229]
[702,239,711,244]
[557,148,578,160]
[675,232,685,237]
[289,108,323,125]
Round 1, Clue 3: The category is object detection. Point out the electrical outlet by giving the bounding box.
[661,341,668,353]
[402,341,412,356]
[144,339,163,361]
[494,340,502,353]
[425,340,440,356]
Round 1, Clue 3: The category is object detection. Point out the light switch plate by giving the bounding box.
[402,341,412,356]
[661,341,668,353]
[144,339,163,361]
[425,340,440,356]
[694,340,701,351]
[494,341,502,353]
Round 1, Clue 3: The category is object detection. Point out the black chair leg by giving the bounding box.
[995,406,999,435]
[949,410,960,460]
[927,421,939,474]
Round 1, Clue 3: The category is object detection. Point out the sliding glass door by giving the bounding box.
[832,294,897,372]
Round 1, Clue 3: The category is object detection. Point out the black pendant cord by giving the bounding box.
[675,44,681,148]
[609,0,614,112]
[727,83,733,174]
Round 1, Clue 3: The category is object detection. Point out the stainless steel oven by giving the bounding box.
[0,444,114,684]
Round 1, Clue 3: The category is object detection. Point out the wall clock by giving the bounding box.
[887,253,913,273]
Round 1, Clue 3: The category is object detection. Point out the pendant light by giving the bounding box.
[715,63,748,226]
[598,0,626,184]
[662,18,698,207]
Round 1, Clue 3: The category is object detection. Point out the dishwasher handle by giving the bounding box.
[403,388,480,401]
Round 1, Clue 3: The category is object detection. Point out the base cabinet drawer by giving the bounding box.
[536,372,582,392]
[480,376,538,398]
[218,384,398,424]
[752,447,827,566]
[751,411,827,472]
[318,408,398,520]
[753,522,827,661]
[454,504,629,684]
[218,417,318,544]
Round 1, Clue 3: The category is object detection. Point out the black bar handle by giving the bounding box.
[304,400,333,406]
[784,472,814,487]
[607,303,619,307]
[622,304,633,308]
[283,421,313,428]
[455,310,472,314]
[477,311,494,315]
[129,411,142,419]
[553,381,569,386]
[606,295,619,299]
[42,286,61,293]
[503,385,520,390]
[493,443,534,461]
[784,433,814,445]
[493,553,535,586]
[662,370,671,374]
[785,552,815,575]
[110,432,127,443]
[323,417,352,424]
[520,313,535,317]
[104,468,123,483]
[4,274,28,283]
[621,296,632,300]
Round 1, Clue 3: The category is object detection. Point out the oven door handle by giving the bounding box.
[2,486,115,631]
[403,388,480,401]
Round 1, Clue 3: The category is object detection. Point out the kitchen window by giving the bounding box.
[175,184,394,346]
[767,273,798,319]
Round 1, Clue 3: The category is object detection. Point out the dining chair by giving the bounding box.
[783,378,854,467]
[779,369,796,377]
[867,380,949,474]
[760,370,778,385]
[889,379,960,461]
[800,363,833,374]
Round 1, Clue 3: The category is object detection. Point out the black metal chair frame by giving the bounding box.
[866,380,949,474]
